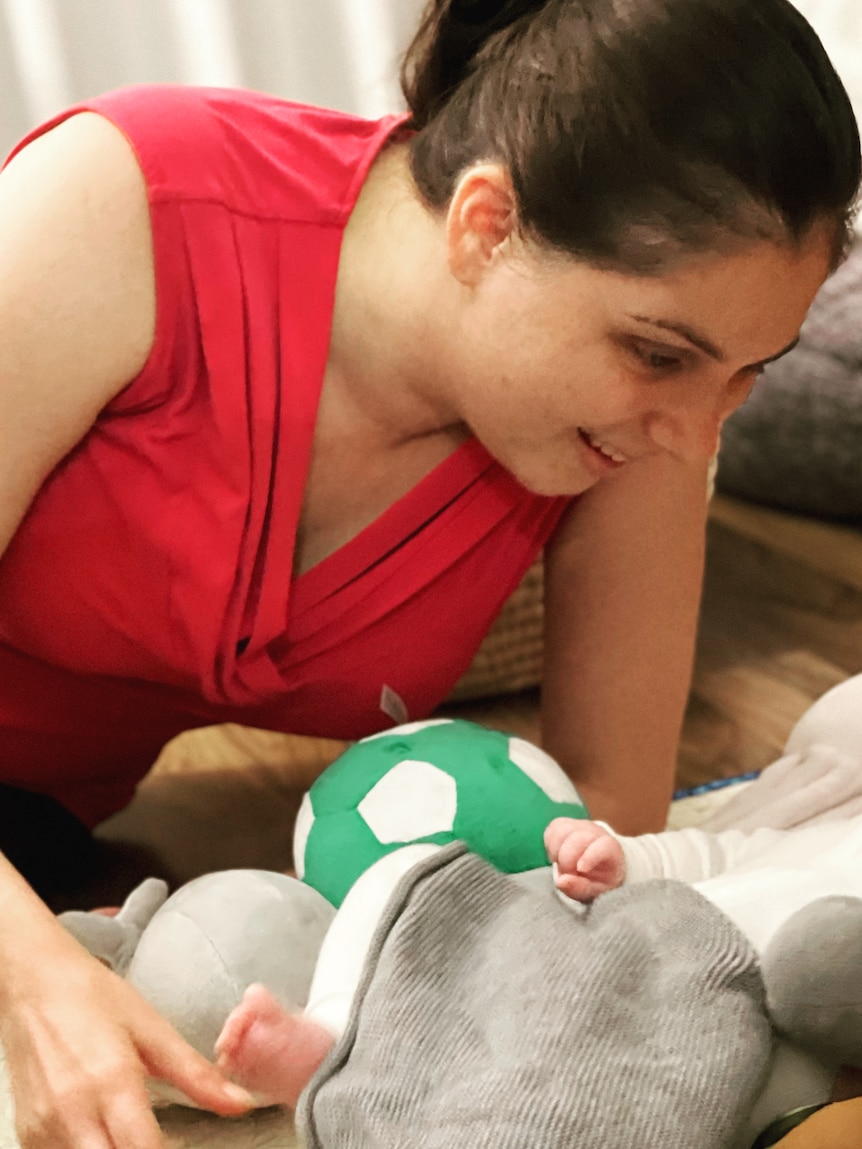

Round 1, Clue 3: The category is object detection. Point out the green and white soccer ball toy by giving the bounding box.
[293,718,589,907]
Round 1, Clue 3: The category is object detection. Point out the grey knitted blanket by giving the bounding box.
[298,846,773,1149]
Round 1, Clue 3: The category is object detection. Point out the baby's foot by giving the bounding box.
[544,818,627,902]
[215,984,335,1108]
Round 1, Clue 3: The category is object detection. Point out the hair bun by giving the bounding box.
[452,0,513,25]
[401,0,859,269]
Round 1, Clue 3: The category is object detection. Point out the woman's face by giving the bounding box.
[443,223,833,496]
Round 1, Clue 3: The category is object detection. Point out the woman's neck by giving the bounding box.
[327,143,464,448]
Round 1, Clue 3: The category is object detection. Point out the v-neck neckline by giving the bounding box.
[291,435,494,612]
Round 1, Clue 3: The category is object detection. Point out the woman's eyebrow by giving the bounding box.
[627,314,725,360]
[627,314,800,367]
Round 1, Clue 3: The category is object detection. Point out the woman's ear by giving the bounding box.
[445,163,518,286]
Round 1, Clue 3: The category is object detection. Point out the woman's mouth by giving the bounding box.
[578,428,628,468]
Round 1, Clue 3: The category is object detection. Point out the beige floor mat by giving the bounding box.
[159,1105,301,1149]
[0,1065,301,1149]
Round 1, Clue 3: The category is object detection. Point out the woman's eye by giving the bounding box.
[631,342,683,372]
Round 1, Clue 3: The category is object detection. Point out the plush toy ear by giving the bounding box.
[700,675,862,835]
[761,895,862,1068]
[59,877,169,974]
[784,674,862,765]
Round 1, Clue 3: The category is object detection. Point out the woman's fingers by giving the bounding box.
[135,1009,254,1116]
[5,943,251,1149]
[98,1080,169,1149]
[12,1050,166,1149]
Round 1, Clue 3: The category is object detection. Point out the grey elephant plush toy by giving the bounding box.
[60,868,335,1070]
[750,896,862,1147]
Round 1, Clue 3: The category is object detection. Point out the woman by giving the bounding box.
[0,0,858,1145]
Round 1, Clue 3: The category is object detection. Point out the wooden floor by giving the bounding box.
[679,495,862,787]
[79,494,862,906]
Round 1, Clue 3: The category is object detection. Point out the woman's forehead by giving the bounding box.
[516,230,833,359]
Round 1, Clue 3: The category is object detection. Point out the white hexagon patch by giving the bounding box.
[358,760,458,844]
[292,791,314,881]
[508,737,583,805]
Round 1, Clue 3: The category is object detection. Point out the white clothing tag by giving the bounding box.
[379,685,409,725]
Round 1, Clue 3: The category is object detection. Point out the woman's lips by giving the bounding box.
[578,428,628,469]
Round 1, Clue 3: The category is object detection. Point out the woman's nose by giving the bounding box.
[644,377,753,462]
[644,400,727,462]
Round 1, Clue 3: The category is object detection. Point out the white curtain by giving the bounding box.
[794,0,862,122]
[1,1,860,174]
[0,0,426,157]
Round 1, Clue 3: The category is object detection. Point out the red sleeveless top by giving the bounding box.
[0,87,570,825]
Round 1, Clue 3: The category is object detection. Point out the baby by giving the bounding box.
[215,810,862,1108]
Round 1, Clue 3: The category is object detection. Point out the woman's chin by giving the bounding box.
[514,465,602,499]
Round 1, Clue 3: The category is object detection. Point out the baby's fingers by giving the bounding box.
[555,829,613,878]
[551,830,626,903]
[553,868,615,903]
[574,835,626,885]
[544,817,601,862]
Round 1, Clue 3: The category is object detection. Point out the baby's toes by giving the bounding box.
[216,992,264,1064]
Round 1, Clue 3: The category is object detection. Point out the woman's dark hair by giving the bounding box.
[400,0,861,271]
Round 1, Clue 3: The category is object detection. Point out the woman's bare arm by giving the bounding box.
[0,111,155,559]
[542,451,710,835]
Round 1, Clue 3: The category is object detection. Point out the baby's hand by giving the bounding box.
[544,818,626,902]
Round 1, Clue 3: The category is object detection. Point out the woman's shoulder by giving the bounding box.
[13,85,407,226]
[0,111,156,558]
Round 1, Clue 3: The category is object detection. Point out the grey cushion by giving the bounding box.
[717,241,862,522]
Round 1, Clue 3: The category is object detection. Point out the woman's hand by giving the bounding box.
[544,817,627,902]
[0,913,253,1149]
